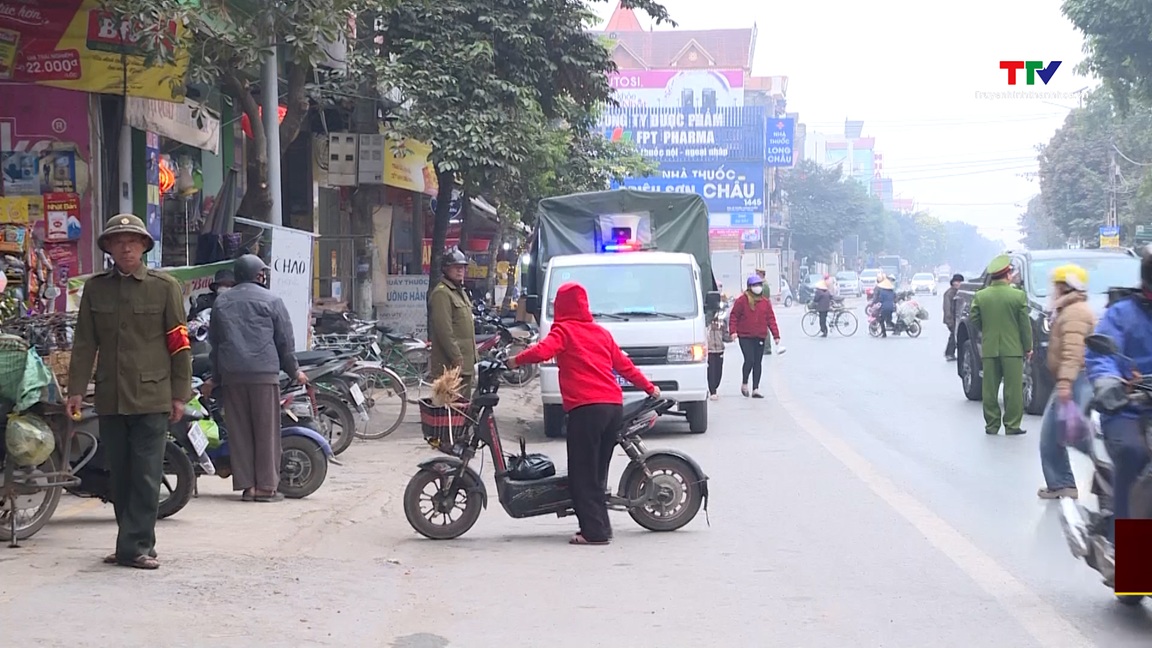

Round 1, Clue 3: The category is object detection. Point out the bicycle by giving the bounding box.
[801,303,858,337]
[311,333,410,439]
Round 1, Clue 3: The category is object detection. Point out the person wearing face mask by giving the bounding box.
[728,274,781,398]
[189,269,235,320]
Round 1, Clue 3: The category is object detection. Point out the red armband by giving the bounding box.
[166,325,191,355]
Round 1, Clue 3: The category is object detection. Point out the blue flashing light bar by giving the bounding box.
[602,240,641,252]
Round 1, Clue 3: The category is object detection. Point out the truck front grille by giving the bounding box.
[621,346,669,366]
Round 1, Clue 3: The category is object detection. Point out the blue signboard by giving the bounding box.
[597,106,768,163]
[612,161,765,216]
[765,117,795,167]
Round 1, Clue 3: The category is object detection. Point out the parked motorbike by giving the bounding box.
[402,357,709,540]
[1059,333,1151,606]
[170,378,335,499]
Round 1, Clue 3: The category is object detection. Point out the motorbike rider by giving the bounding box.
[507,282,659,545]
[871,274,897,337]
[1084,248,1152,538]
[189,269,235,320]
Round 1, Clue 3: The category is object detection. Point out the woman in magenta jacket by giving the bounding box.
[728,274,781,398]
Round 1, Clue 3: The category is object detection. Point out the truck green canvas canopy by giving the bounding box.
[533,189,715,293]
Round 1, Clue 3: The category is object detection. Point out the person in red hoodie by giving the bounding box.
[728,274,781,398]
[507,282,660,545]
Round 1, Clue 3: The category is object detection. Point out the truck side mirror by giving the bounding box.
[705,291,721,313]
[525,294,540,315]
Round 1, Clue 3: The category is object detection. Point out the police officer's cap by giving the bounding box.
[985,254,1012,276]
[98,213,155,253]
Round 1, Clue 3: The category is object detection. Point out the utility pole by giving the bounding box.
[261,9,282,227]
[1107,145,1119,229]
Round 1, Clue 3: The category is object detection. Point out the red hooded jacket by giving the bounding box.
[514,283,656,411]
[728,291,780,339]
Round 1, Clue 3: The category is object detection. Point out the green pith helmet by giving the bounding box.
[98,213,155,253]
[986,254,1011,277]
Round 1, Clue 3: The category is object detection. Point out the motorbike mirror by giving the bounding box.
[1085,334,1119,356]
[524,294,540,314]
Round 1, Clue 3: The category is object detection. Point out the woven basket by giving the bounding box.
[48,350,71,389]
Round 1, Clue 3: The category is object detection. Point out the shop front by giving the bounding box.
[127,96,235,268]
[0,84,98,314]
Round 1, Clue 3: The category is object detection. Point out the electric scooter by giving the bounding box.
[402,357,709,539]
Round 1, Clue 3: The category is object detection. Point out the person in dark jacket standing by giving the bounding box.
[205,255,306,502]
[428,248,477,398]
[68,214,192,570]
[871,275,897,337]
[812,280,833,337]
[942,273,964,360]
[508,283,659,545]
[728,274,781,398]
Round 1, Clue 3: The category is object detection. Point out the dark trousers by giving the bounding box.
[738,336,766,388]
[100,413,168,561]
[1103,416,1152,540]
[818,311,829,335]
[707,353,724,394]
[945,326,957,356]
[880,309,894,337]
[222,383,282,492]
[566,403,622,542]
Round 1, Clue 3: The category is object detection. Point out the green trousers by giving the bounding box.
[981,356,1024,433]
[100,413,168,561]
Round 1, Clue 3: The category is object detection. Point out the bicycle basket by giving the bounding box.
[419,398,473,456]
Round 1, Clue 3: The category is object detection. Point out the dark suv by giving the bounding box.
[952,248,1140,415]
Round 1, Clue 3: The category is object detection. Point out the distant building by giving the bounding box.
[597,3,756,73]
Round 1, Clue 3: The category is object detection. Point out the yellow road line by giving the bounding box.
[769,369,1095,648]
[52,497,103,519]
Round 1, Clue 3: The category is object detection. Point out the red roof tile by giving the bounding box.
[595,27,755,71]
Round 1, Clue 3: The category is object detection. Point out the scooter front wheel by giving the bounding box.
[404,469,483,539]
[624,455,704,532]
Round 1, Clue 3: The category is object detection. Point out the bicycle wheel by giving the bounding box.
[834,311,858,336]
[352,365,408,440]
[801,311,821,337]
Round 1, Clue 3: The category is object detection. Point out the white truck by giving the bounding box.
[524,189,721,438]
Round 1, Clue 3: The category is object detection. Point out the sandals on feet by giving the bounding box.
[241,490,255,502]
[569,533,610,546]
[254,492,284,502]
[104,549,157,564]
[106,554,159,569]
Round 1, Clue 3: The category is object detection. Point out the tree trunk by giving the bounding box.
[489,218,506,310]
[426,168,455,332]
[457,194,475,251]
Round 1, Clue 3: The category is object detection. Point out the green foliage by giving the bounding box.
[1062,0,1152,113]
[783,160,1001,268]
[1017,195,1066,249]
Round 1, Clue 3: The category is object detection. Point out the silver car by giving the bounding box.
[910,272,937,295]
[836,270,862,297]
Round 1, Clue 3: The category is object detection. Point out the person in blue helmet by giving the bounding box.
[728,274,781,398]
[1084,247,1152,538]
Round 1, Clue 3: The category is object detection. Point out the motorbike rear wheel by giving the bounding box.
[624,455,704,532]
[907,320,922,338]
[157,441,196,519]
[314,393,356,455]
[279,436,328,499]
[0,454,63,542]
[403,468,484,539]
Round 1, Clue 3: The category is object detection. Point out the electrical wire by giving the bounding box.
[889,164,1038,182]
[1113,145,1152,167]
[802,113,1067,129]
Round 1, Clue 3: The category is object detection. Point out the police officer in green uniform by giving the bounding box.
[969,254,1033,435]
[67,214,192,570]
[427,248,477,399]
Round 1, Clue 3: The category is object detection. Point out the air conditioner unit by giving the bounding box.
[328,133,358,186]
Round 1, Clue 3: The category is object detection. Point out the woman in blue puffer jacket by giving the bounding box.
[871,274,897,337]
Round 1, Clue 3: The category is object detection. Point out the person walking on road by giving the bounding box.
[943,273,964,360]
[812,280,833,337]
[969,254,1033,436]
[872,275,897,337]
[428,248,477,399]
[205,254,306,503]
[507,283,659,545]
[729,274,781,398]
[1037,264,1095,499]
[67,214,192,571]
[706,312,726,400]
[755,269,774,355]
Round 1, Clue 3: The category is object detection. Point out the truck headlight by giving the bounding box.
[1040,318,1051,334]
[668,344,706,363]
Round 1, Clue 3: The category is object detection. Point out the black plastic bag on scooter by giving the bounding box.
[507,437,555,480]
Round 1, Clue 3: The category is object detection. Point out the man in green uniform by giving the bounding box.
[67,214,192,570]
[969,254,1033,435]
[428,247,477,399]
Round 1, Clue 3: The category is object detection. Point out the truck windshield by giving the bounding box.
[546,263,698,319]
[1029,256,1140,297]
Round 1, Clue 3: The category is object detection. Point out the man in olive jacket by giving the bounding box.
[67,214,192,570]
[428,248,476,398]
[969,255,1033,436]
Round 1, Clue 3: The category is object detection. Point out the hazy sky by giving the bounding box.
[594,0,1093,247]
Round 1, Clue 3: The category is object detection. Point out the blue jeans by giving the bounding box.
[1102,415,1151,541]
[1039,375,1092,490]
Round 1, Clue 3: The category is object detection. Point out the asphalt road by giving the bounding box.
[2,292,1149,647]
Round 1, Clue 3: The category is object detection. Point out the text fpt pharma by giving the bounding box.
[999,61,1061,86]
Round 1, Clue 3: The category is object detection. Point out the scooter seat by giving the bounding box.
[296,350,337,365]
[622,399,653,423]
[475,333,499,344]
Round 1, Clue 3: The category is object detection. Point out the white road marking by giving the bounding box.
[770,369,1095,648]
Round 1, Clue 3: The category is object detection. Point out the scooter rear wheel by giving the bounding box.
[624,455,704,532]
[404,469,483,540]
[157,441,196,519]
[279,436,328,499]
